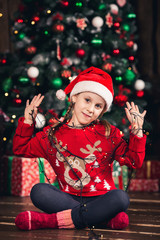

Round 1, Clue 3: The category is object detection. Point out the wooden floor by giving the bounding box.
[0,192,160,240]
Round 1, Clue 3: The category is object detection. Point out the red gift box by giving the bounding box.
[112,161,128,191]
[129,179,159,192]
[0,156,56,196]
[135,160,160,179]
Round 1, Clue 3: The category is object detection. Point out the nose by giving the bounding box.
[87,104,94,113]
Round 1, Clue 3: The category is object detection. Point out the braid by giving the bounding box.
[101,119,111,137]
[63,101,74,121]
[48,102,74,143]
[99,106,111,137]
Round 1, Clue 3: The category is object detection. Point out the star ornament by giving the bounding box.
[105,13,113,28]
[76,18,87,30]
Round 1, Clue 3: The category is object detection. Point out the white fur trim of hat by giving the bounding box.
[70,81,113,110]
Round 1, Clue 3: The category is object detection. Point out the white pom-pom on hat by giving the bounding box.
[56,76,77,101]
[56,89,66,100]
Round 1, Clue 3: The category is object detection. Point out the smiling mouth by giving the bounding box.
[82,112,92,118]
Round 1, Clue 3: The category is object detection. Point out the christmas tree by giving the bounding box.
[0,0,151,155]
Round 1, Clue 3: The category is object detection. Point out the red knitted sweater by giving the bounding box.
[13,117,146,196]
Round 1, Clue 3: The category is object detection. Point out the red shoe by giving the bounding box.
[107,212,129,230]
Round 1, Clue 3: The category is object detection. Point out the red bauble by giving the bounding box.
[25,46,37,55]
[114,22,120,28]
[1,58,7,64]
[114,94,128,107]
[113,49,120,55]
[136,90,144,97]
[126,41,134,47]
[33,16,40,22]
[60,0,69,7]
[53,23,65,32]
[76,48,85,58]
[17,18,24,23]
[128,56,134,61]
[13,98,22,106]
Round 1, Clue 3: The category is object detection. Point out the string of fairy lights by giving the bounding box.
[33,110,135,239]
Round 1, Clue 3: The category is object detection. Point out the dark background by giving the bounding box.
[0,0,160,158]
[132,0,160,158]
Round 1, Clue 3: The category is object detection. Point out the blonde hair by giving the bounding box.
[98,106,111,137]
[48,101,74,142]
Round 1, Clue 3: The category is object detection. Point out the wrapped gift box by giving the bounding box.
[135,160,160,179]
[0,156,56,196]
[112,161,128,191]
[129,179,159,192]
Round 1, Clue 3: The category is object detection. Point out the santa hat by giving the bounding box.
[56,66,114,111]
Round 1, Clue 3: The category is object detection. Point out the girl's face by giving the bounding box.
[70,92,106,126]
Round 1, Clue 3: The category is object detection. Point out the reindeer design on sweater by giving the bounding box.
[55,140,102,189]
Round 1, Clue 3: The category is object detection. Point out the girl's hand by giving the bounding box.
[24,94,44,125]
[125,101,147,137]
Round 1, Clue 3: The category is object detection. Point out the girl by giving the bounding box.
[13,66,147,231]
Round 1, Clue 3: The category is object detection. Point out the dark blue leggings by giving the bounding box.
[30,183,130,229]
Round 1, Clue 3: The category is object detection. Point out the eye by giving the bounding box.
[95,104,102,109]
[85,98,90,102]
